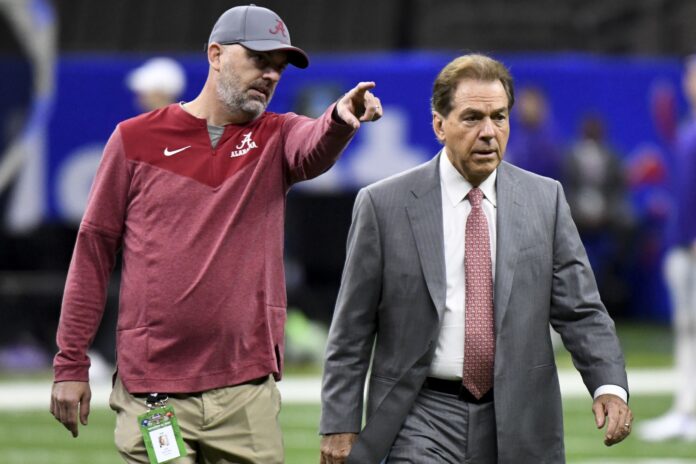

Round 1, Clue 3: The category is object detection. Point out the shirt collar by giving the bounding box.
[439,149,498,208]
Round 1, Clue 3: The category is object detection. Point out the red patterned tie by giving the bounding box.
[463,187,495,399]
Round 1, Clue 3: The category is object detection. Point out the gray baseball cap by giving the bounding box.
[208,4,309,69]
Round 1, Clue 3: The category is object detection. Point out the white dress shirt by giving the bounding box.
[429,151,497,380]
[428,152,627,402]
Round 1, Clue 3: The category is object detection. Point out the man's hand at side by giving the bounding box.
[336,82,383,129]
[592,393,633,446]
[320,432,359,464]
[50,381,91,437]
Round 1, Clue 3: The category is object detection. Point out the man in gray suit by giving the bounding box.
[319,54,633,464]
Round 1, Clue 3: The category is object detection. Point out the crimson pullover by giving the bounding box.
[54,103,356,393]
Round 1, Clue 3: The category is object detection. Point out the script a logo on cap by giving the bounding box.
[269,19,287,37]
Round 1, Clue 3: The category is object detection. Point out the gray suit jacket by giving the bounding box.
[320,154,628,464]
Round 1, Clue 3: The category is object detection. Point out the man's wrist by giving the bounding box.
[593,384,628,403]
[330,104,347,125]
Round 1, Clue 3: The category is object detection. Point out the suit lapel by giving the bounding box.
[403,157,521,324]
[405,154,447,320]
[494,162,522,330]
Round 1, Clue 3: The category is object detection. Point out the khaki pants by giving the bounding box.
[109,375,284,464]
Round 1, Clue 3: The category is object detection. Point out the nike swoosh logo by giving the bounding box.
[163,146,192,157]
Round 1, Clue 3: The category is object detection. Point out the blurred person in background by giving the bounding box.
[0,0,55,232]
[0,0,58,371]
[320,53,631,464]
[639,55,696,442]
[506,85,566,351]
[49,4,382,463]
[505,86,564,180]
[563,115,634,315]
[126,57,187,112]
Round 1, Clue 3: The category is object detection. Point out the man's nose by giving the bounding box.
[263,67,281,83]
[479,118,495,139]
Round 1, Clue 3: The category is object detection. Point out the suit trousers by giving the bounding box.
[386,386,497,463]
[109,375,284,464]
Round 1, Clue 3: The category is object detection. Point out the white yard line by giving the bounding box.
[0,368,674,410]
[574,461,696,464]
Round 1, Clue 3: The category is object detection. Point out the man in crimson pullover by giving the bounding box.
[50,5,382,463]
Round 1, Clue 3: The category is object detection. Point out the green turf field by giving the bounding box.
[0,395,694,463]
[1,323,693,463]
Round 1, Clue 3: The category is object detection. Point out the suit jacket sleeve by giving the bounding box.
[320,188,383,434]
[549,181,628,395]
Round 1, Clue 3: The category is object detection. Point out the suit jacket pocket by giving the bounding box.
[370,373,397,384]
[530,362,555,371]
[514,244,551,287]
[517,243,549,263]
[383,270,426,300]
[366,373,397,419]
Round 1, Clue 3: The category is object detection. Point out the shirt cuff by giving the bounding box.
[330,103,345,124]
[593,384,628,403]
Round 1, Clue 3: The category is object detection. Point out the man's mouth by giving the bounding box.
[472,148,497,157]
[248,84,269,100]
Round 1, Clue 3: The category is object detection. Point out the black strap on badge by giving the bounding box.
[146,393,169,409]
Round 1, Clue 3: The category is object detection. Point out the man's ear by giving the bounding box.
[208,43,223,71]
[432,111,446,143]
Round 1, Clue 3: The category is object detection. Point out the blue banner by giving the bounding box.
[3,51,685,320]
[43,52,682,218]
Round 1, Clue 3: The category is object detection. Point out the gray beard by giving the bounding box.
[216,73,266,119]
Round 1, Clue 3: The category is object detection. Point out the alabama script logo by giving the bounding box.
[230,132,258,158]
[269,20,287,37]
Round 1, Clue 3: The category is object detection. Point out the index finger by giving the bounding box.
[58,399,79,437]
[347,81,376,98]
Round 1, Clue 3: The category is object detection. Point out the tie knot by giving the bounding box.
[468,187,484,207]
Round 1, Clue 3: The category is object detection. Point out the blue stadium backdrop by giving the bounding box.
[4,51,687,320]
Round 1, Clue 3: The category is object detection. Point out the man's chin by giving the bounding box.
[242,101,266,118]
